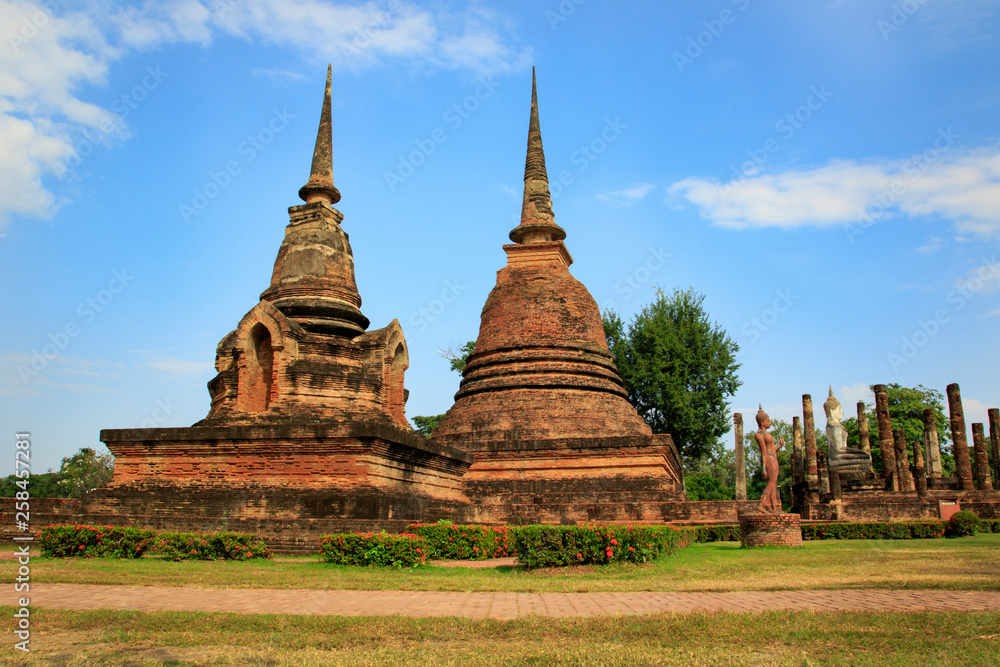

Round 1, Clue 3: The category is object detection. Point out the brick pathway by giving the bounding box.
[9,585,1000,618]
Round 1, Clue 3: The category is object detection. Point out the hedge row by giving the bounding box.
[510,524,688,569]
[686,524,741,543]
[38,525,156,558]
[154,532,272,561]
[802,516,1000,540]
[38,525,272,560]
[405,523,513,560]
[319,532,427,567]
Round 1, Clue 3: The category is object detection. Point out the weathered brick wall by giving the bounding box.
[0,497,82,543]
[801,490,1000,521]
[739,512,803,547]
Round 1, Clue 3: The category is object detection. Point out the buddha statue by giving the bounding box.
[824,386,872,474]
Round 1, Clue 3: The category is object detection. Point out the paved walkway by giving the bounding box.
[10,585,1000,618]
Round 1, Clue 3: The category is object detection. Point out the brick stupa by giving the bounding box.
[435,70,685,523]
[94,68,471,548]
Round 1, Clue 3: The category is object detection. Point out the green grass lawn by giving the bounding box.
[7,534,999,593]
[3,607,998,666]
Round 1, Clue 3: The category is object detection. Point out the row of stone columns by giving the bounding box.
[868,382,995,494]
[731,382,998,501]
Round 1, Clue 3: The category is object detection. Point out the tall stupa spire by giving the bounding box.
[298,64,341,205]
[510,67,565,245]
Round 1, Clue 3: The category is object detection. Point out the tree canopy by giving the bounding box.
[604,287,742,461]
[410,341,476,437]
[0,447,114,498]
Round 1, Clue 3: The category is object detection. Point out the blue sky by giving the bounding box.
[2,0,999,475]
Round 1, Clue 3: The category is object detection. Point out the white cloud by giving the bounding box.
[960,397,991,432]
[668,146,1000,237]
[953,257,1000,295]
[0,0,529,230]
[596,183,656,207]
[494,182,518,200]
[916,236,945,254]
[143,355,214,376]
[837,383,874,410]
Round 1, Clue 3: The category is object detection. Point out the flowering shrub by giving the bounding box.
[945,511,979,538]
[511,524,687,569]
[154,532,272,561]
[319,532,427,567]
[404,523,513,560]
[801,521,947,540]
[38,524,155,558]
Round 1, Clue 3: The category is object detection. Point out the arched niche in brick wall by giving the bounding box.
[383,319,409,427]
[232,300,303,414]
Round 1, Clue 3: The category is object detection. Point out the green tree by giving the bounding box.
[440,341,476,374]
[684,473,735,501]
[411,415,441,438]
[58,447,114,498]
[410,341,476,437]
[841,384,952,476]
[0,471,66,498]
[603,287,742,460]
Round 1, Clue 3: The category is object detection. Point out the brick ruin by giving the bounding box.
[789,383,1000,522]
[36,68,996,550]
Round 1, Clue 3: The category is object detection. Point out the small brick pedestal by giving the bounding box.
[739,511,803,548]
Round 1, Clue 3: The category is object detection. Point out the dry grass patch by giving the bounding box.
[1,607,997,666]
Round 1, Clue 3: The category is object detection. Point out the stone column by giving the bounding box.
[817,450,830,496]
[972,423,993,492]
[874,384,897,491]
[947,383,975,491]
[857,401,872,458]
[792,416,805,485]
[734,412,746,501]
[990,408,1000,490]
[893,429,913,492]
[922,408,943,478]
[913,429,927,499]
[803,394,819,490]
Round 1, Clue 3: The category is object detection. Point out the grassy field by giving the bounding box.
[7,535,999,593]
[2,607,997,666]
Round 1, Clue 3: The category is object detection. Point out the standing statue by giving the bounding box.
[755,405,785,514]
[824,386,872,475]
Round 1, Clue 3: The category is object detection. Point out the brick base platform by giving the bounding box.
[739,511,803,548]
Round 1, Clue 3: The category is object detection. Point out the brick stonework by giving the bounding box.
[739,512,803,548]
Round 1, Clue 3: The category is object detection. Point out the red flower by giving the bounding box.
[606,549,614,557]
[78,545,84,549]
[576,552,583,558]
[610,539,618,546]
[628,546,634,552]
